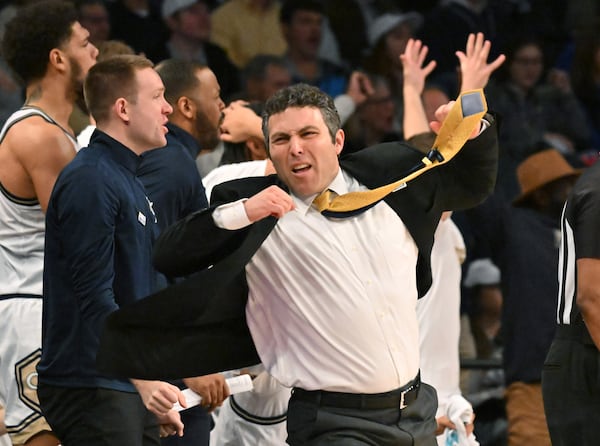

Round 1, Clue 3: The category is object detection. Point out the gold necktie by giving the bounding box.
[314,89,488,217]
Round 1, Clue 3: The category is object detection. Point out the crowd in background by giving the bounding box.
[1,1,599,445]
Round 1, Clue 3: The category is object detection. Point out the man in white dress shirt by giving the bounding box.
[97,34,500,446]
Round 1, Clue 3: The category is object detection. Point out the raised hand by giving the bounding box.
[401,38,436,139]
[400,38,436,95]
[345,71,375,107]
[456,32,505,92]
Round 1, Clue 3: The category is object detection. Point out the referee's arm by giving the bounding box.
[577,258,600,349]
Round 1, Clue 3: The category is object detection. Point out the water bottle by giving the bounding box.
[445,429,459,446]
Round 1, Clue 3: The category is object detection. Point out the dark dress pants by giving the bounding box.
[542,337,600,446]
[286,382,438,446]
[161,405,212,446]
[38,384,159,446]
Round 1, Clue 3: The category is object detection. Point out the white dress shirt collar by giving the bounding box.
[292,166,346,216]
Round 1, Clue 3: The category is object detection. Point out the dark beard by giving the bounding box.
[194,109,220,151]
[68,56,85,111]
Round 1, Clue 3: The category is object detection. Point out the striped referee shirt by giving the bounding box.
[557,163,600,325]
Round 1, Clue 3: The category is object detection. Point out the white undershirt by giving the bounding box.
[416,217,465,416]
[213,168,420,393]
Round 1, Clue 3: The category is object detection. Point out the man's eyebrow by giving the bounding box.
[271,124,321,139]
[270,130,289,140]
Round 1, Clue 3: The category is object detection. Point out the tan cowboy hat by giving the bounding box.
[513,149,581,206]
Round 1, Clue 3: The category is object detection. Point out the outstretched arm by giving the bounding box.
[577,258,600,349]
[401,38,436,140]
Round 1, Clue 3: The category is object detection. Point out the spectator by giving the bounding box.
[234,54,292,103]
[75,0,111,46]
[422,84,450,123]
[161,0,240,99]
[463,258,507,446]
[279,0,349,97]
[362,11,423,134]
[343,73,400,153]
[486,35,591,201]
[321,0,370,69]
[210,0,286,69]
[568,29,600,156]
[107,0,169,63]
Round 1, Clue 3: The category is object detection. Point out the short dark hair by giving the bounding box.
[2,0,78,85]
[96,40,135,63]
[279,0,323,24]
[262,83,340,148]
[242,54,288,83]
[155,59,207,105]
[84,55,154,124]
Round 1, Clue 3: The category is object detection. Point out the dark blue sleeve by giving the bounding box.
[53,165,120,343]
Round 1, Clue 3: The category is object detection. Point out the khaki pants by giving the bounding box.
[505,382,551,446]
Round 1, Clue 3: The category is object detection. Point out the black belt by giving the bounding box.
[292,373,420,410]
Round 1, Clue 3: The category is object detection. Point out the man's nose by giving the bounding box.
[289,135,303,155]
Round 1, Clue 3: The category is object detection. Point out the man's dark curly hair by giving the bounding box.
[2,0,78,85]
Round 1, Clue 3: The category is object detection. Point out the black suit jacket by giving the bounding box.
[97,121,498,380]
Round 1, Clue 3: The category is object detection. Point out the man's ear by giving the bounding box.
[49,48,67,73]
[245,137,267,161]
[177,96,195,120]
[334,129,345,156]
[114,98,129,122]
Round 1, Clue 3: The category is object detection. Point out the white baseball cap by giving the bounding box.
[463,258,501,288]
[368,12,423,47]
[162,0,198,19]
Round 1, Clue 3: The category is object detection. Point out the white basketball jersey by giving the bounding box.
[0,107,78,296]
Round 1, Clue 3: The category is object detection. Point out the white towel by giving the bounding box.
[443,394,479,446]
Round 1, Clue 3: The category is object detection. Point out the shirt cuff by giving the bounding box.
[478,117,491,135]
[212,199,252,230]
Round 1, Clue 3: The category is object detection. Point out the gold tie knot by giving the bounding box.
[313,189,334,212]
